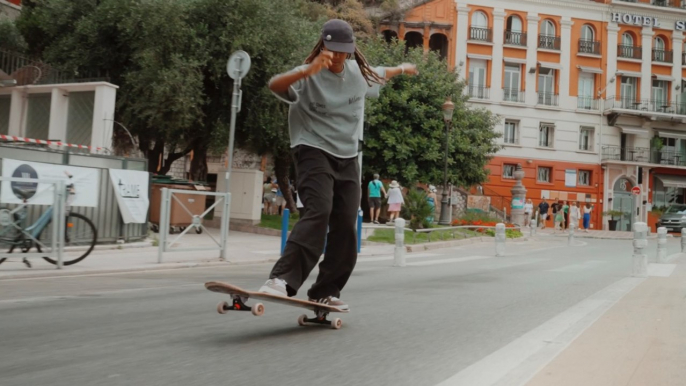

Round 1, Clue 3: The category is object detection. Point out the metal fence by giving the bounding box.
[0,144,149,244]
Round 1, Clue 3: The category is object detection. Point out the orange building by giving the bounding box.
[381,0,686,231]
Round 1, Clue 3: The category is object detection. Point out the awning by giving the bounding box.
[577,65,603,74]
[618,125,651,137]
[504,57,527,64]
[656,174,686,188]
[616,70,642,78]
[467,54,492,60]
[655,129,686,140]
[652,74,675,82]
[538,61,562,70]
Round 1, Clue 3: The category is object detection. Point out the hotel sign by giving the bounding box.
[612,12,686,31]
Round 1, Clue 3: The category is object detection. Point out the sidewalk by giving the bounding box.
[525,256,686,386]
[535,227,663,240]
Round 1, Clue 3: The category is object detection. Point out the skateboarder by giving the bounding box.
[260,19,418,310]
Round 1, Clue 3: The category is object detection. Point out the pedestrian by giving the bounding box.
[274,179,287,216]
[583,203,593,232]
[258,19,418,310]
[368,173,386,224]
[386,180,404,223]
[551,201,558,229]
[562,201,569,229]
[569,201,581,230]
[426,185,437,223]
[554,204,564,231]
[523,199,533,227]
[538,198,549,229]
[262,177,276,215]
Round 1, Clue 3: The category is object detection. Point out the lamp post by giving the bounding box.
[439,97,455,225]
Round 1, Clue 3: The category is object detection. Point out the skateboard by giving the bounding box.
[205,281,349,329]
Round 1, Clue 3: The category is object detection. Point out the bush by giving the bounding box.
[452,211,501,225]
[401,189,433,230]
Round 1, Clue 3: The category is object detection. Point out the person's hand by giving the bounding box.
[400,63,419,76]
[304,51,333,77]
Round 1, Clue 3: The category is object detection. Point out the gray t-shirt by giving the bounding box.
[272,60,385,158]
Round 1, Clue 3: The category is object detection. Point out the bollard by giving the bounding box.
[393,218,406,267]
[357,210,363,253]
[632,222,648,277]
[280,208,290,255]
[657,227,668,263]
[530,218,537,237]
[682,228,686,253]
[568,222,576,246]
[495,223,506,256]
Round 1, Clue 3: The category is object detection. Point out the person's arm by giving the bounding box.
[381,184,387,197]
[268,51,333,103]
[382,63,419,80]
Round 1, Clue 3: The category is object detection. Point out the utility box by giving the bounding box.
[215,169,263,225]
[149,178,209,232]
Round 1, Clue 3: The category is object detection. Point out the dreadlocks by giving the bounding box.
[303,38,386,87]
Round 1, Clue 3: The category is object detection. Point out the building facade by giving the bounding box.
[381,0,686,230]
[0,0,21,19]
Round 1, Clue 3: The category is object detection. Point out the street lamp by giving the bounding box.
[439,97,455,225]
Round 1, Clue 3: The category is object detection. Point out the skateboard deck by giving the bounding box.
[205,281,348,329]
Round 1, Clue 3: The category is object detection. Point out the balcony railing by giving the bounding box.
[538,35,561,50]
[0,49,107,86]
[537,92,559,106]
[652,49,673,63]
[578,39,600,55]
[604,97,686,115]
[504,31,526,46]
[503,88,525,103]
[602,145,686,167]
[470,27,492,42]
[682,52,686,65]
[467,85,490,100]
[577,96,599,110]
[618,45,642,59]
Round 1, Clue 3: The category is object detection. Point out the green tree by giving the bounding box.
[360,37,501,188]
[0,17,27,53]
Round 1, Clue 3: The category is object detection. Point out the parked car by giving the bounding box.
[656,204,686,232]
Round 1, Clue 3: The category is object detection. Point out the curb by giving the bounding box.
[405,236,529,252]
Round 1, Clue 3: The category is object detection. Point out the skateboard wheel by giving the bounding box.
[297,314,308,326]
[331,318,342,330]
[217,301,229,314]
[251,303,265,316]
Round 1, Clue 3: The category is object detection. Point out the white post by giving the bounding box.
[657,227,668,263]
[495,223,506,256]
[681,228,686,253]
[633,222,648,278]
[568,222,576,246]
[393,218,406,267]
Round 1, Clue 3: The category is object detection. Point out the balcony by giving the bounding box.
[577,96,599,110]
[537,92,559,106]
[538,35,561,50]
[0,49,107,86]
[605,98,686,114]
[578,39,600,55]
[618,45,642,59]
[602,145,686,167]
[504,31,526,46]
[470,27,492,42]
[467,85,490,100]
[503,88,525,103]
[652,49,673,63]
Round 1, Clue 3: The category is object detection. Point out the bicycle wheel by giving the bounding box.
[39,213,98,266]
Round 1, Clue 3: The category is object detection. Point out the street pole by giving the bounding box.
[439,97,455,225]
[224,51,251,193]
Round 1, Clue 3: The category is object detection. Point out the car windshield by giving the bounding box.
[665,204,686,214]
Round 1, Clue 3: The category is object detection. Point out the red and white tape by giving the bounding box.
[0,134,103,152]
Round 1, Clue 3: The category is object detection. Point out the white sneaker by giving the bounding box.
[259,278,288,297]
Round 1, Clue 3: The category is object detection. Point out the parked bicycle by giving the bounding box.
[0,173,98,267]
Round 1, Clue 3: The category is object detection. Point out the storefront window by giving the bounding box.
[652,177,684,210]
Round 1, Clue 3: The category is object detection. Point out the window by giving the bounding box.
[619,33,638,59]
[537,167,552,183]
[468,59,487,98]
[652,80,668,108]
[505,15,524,45]
[654,36,665,51]
[538,68,556,105]
[620,76,637,108]
[504,121,518,144]
[579,127,594,151]
[579,25,597,54]
[622,33,633,46]
[541,20,555,36]
[539,123,554,147]
[506,15,522,32]
[538,20,558,50]
[503,64,521,101]
[471,11,488,28]
[578,170,591,186]
[578,72,595,109]
[581,25,594,41]
[503,164,516,179]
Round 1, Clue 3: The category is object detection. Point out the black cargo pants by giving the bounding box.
[269,145,360,299]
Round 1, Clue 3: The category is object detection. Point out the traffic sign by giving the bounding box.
[631,186,641,196]
[227,50,251,80]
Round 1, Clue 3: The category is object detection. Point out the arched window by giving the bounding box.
[471,11,488,28]
[506,15,522,32]
[541,19,556,36]
[470,11,490,41]
[579,25,596,54]
[581,25,594,41]
[653,37,668,62]
[654,36,665,50]
[622,33,633,46]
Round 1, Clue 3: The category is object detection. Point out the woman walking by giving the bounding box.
[426,185,437,223]
[583,203,593,232]
[386,180,404,223]
[259,19,418,310]
[569,202,581,230]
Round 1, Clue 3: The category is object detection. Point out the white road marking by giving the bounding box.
[357,253,440,263]
[647,263,676,277]
[434,276,645,386]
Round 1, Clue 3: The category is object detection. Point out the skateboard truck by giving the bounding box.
[217,296,265,316]
[298,309,342,329]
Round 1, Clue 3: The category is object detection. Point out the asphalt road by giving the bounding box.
[0,236,680,386]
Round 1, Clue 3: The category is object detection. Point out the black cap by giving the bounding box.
[321,19,355,54]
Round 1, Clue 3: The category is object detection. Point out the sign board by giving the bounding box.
[511,197,524,210]
[631,186,641,196]
[611,13,659,28]
[109,169,150,223]
[565,169,577,188]
[1,158,99,206]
